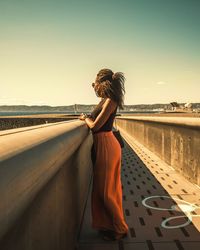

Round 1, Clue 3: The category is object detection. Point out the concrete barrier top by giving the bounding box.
[0,120,82,161]
[116,116,200,129]
[0,120,89,239]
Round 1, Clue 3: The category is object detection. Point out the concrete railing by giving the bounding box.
[0,120,93,250]
[116,116,200,186]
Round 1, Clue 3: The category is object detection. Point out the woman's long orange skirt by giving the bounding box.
[91,131,129,234]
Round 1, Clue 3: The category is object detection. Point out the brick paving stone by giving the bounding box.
[77,132,200,249]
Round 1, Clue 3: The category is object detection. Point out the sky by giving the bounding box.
[0,0,200,106]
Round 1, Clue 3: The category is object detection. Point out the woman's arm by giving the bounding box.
[84,98,117,132]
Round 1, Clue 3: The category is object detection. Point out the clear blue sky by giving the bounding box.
[0,0,199,105]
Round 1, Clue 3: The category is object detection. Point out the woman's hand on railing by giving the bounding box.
[79,113,88,120]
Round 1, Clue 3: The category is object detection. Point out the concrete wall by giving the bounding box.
[0,120,93,250]
[116,116,200,186]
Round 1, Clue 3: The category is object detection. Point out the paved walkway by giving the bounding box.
[76,130,200,250]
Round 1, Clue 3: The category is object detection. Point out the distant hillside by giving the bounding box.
[0,103,199,112]
[0,104,95,112]
[125,103,200,110]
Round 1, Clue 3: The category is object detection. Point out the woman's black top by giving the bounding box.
[88,98,117,134]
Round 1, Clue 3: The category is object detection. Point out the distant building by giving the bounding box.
[184,103,192,109]
[169,102,193,112]
[170,102,181,111]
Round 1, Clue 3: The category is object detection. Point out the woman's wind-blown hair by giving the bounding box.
[96,68,126,110]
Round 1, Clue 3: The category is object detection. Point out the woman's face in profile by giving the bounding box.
[92,80,100,97]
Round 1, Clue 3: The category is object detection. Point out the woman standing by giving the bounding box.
[79,68,128,241]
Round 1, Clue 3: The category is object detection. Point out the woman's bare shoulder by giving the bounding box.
[102,98,117,110]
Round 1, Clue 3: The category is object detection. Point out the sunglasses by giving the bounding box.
[92,80,101,87]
